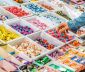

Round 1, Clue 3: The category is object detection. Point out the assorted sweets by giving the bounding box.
[0,25,20,42]
[0,0,85,72]
[5,6,29,17]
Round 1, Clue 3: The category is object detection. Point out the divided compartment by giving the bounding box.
[10,0,30,6]
[0,7,16,21]
[0,47,21,66]
[47,61,75,72]
[38,1,55,11]
[23,16,54,30]
[47,49,64,61]
[21,2,47,14]
[0,24,22,43]
[28,31,64,50]
[8,37,48,61]
[1,44,31,63]
[46,27,76,44]
[6,18,39,35]
[3,5,32,18]
[39,12,67,26]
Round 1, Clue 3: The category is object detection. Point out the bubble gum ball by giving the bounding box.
[5,6,29,17]
[0,25,20,42]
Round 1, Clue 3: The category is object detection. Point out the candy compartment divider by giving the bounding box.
[0,24,22,43]
[46,61,75,72]
[23,16,54,30]
[39,12,68,26]
[0,47,22,65]
[0,7,16,20]
[3,5,32,18]
[8,36,49,61]
[5,18,39,35]
[21,2,48,14]
[28,31,64,49]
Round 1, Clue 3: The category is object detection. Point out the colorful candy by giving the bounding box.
[14,39,45,58]
[25,3,47,13]
[56,11,71,20]
[35,56,51,66]
[49,63,74,72]
[19,63,39,72]
[39,3,54,10]
[11,24,34,35]
[0,25,20,42]
[36,37,55,50]
[14,0,24,3]
[27,18,48,30]
[38,66,58,72]
[60,44,73,52]
[47,28,74,43]
[5,6,29,17]
[70,40,81,47]
[42,13,66,25]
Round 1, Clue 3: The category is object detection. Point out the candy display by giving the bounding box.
[47,28,75,43]
[27,18,48,30]
[60,44,73,52]
[5,6,29,17]
[11,24,34,35]
[35,37,55,50]
[24,3,47,13]
[11,38,47,59]
[49,63,74,72]
[38,66,58,72]
[48,50,64,60]
[0,0,85,72]
[38,2,54,10]
[40,13,66,26]
[35,56,51,66]
[56,11,71,20]
[70,40,81,47]
[0,25,20,42]
[14,0,24,3]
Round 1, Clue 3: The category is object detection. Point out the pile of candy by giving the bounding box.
[36,37,55,50]
[0,25,20,42]
[13,39,45,58]
[14,0,24,3]
[5,6,29,17]
[0,0,85,72]
[56,11,71,20]
[47,28,74,43]
[25,3,47,13]
[39,2,54,10]
[27,18,48,30]
[11,24,34,35]
[41,13,66,25]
